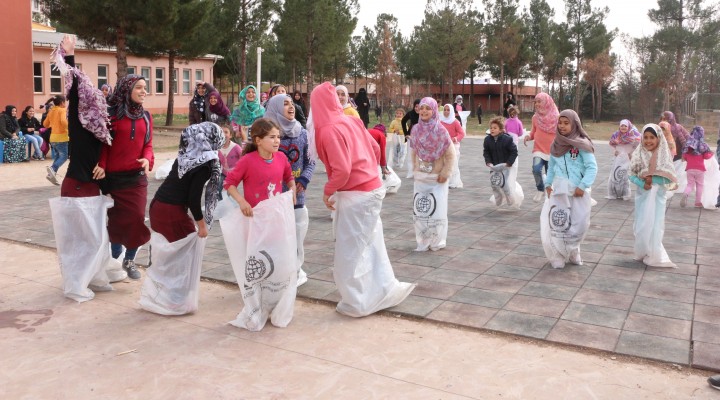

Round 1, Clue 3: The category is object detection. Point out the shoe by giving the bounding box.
[695,202,703,208]
[708,375,720,390]
[533,191,544,202]
[122,259,141,280]
[680,195,687,208]
[46,166,59,185]
[569,251,583,265]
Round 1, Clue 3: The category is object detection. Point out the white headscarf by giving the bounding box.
[439,103,456,124]
[630,123,678,190]
[336,85,352,109]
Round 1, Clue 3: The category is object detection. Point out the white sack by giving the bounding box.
[406,139,415,179]
[413,171,449,251]
[459,111,471,132]
[295,207,309,287]
[488,164,524,208]
[666,159,687,199]
[213,194,239,220]
[448,143,463,189]
[138,232,206,315]
[154,158,175,180]
[381,166,402,194]
[49,196,114,302]
[606,152,632,200]
[389,133,407,170]
[701,157,720,209]
[220,191,297,331]
[540,178,591,268]
[634,185,675,267]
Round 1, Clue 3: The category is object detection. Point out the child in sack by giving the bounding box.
[607,119,642,200]
[680,126,714,208]
[483,117,518,206]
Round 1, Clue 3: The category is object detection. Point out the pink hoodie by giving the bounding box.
[311,82,382,196]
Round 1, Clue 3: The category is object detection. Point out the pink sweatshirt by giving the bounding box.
[529,115,555,158]
[683,151,714,172]
[440,120,465,142]
[223,151,293,207]
[311,82,382,196]
[505,116,524,137]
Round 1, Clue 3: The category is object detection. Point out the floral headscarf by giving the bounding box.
[231,85,264,126]
[532,92,559,133]
[439,104,456,124]
[409,97,452,162]
[264,94,302,139]
[107,74,146,120]
[609,119,641,146]
[551,109,594,157]
[100,84,113,97]
[207,91,230,117]
[177,122,225,228]
[684,126,710,155]
[191,85,206,115]
[630,123,678,190]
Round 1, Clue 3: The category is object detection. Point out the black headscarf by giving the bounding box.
[107,75,146,120]
[3,105,19,133]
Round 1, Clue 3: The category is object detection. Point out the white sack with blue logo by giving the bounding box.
[488,164,524,208]
[220,191,297,331]
[413,171,449,251]
[540,177,591,266]
[605,151,632,200]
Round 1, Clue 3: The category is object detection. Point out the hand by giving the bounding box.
[137,158,150,174]
[296,182,305,194]
[523,136,530,147]
[381,166,390,176]
[11,133,18,139]
[573,187,585,197]
[643,182,652,190]
[197,224,208,238]
[437,175,448,183]
[323,194,336,210]
[239,200,253,217]
[546,187,553,196]
[61,34,76,55]
[92,164,105,180]
[486,163,493,168]
[506,163,512,168]
[452,138,458,143]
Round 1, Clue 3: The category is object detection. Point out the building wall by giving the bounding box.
[32,47,217,114]
[0,3,33,111]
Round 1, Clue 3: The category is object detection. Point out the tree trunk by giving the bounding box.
[574,50,581,111]
[590,84,596,122]
[115,25,129,80]
[597,83,603,121]
[306,50,314,110]
[499,61,505,115]
[292,65,297,91]
[166,51,175,126]
[469,69,475,117]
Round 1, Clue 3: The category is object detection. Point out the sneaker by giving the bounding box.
[46,166,59,185]
[708,375,720,390]
[533,191,544,202]
[680,195,687,208]
[569,251,583,265]
[122,259,141,280]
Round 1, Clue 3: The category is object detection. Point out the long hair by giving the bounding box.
[242,118,280,156]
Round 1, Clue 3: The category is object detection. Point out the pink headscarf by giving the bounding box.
[532,92,559,133]
[409,97,452,162]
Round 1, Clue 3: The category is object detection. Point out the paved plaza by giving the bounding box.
[1,134,719,371]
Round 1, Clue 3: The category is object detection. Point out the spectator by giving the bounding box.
[503,92,516,118]
[18,106,45,160]
[43,95,69,184]
[0,105,28,163]
[189,81,217,125]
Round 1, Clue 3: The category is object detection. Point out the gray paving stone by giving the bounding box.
[533,265,592,287]
[561,302,627,329]
[692,321,720,345]
[694,304,720,325]
[630,296,694,321]
[468,275,528,294]
[572,288,634,310]
[386,295,443,317]
[485,264,539,281]
[426,301,498,329]
[642,271,696,289]
[412,280,464,300]
[582,275,639,295]
[546,320,620,351]
[397,252,452,268]
[498,253,548,269]
[636,281,695,304]
[450,287,514,309]
[623,312,691,340]
[692,342,720,371]
[615,331,689,364]
[591,264,645,282]
[518,281,579,301]
[504,295,568,318]
[296,279,337,299]
[484,310,557,339]
[422,268,478,286]
[201,265,237,284]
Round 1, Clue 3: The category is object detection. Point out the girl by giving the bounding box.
[189,81,217,125]
[542,110,597,269]
[207,91,230,125]
[484,117,519,207]
[411,97,456,251]
[0,105,28,163]
[267,84,307,128]
[98,74,154,280]
[524,92,559,202]
[263,94,316,286]
[101,84,113,99]
[230,85,264,143]
[293,90,307,117]
[440,103,465,189]
[43,96,69,181]
[218,124,242,197]
[335,85,360,118]
[606,119,641,200]
[18,106,45,160]
[680,126,714,208]
[630,124,678,267]
[505,106,525,143]
[387,108,407,169]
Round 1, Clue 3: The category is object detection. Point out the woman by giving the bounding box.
[267,84,307,127]
[335,85,360,119]
[230,85,264,143]
[293,90,307,117]
[189,81,217,125]
[503,92,516,118]
[18,106,45,160]
[207,91,230,125]
[452,95,466,124]
[354,87,370,127]
[101,84,113,99]
[0,105,27,163]
[309,81,414,317]
[98,74,154,280]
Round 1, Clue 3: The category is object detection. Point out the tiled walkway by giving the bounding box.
[2,137,719,370]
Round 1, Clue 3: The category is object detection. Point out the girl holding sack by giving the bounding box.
[606,119,641,200]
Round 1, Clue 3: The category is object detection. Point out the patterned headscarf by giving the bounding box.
[630,124,678,190]
[192,84,206,115]
[177,122,225,228]
[107,74,146,120]
[100,84,113,97]
[551,109,594,157]
[409,97,452,162]
[532,92,559,133]
[52,45,112,145]
[264,94,302,139]
[207,91,230,117]
[662,111,690,143]
[439,104,456,124]
[231,85,264,126]
[609,119,641,146]
[684,126,710,155]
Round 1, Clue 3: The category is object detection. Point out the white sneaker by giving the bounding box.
[297,268,308,287]
[569,250,583,265]
[46,166,59,185]
[533,191,544,202]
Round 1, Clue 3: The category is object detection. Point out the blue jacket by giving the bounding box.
[545,149,597,191]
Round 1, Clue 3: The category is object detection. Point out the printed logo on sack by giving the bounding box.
[490,170,505,188]
[245,250,275,288]
[549,205,572,233]
[413,192,436,217]
[613,165,627,182]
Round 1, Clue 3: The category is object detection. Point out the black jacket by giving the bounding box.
[483,132,518,166]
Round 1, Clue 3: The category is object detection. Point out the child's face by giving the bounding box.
[256,128,281,154]
[643,131,659,152]
[414,103,420,113]
[395,110,404,119]
[418,104,433,122]
[209,96,218,106]
[619,124,629,134]
[282,98,295,120]
[509,110,517,118]
[490,123,502,136]
[246,88,256,102]
[557,116,572,136]
[336,90,347,105]
[443,105,452,118]
[222,127,232,142]
[534,98,542,108]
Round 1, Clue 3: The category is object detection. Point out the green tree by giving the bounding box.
[524,0,553,92]
[483,0,524,113]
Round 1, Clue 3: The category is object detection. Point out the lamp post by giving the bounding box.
[257,47,264,92]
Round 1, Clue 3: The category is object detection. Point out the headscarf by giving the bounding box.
[354,88,369,108]
[372,123,386,134]
[264,94,302,139]
[409,97,452,162]
[207,91,230,117]
[550,109,595,157]
[177,122,225,228]
[609,119,641,146]
[52,45,112,145]
[100,84,113,97]
[662,111,690,143]
[3,105,19,133]
[107,74,146,120]
[532,92,559,133]
[231,85,264,126]
[336,85,352,109]
[455,95,463,105]
[439,104,456,124]
[630,123,678,190]
[684,126,710,155]
[191,84,206,116]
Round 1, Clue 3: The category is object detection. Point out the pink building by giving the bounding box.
[31,29,219,114]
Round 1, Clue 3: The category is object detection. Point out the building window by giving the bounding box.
[127,66,136,76]
[75,63,82,71]
[195,69,203,83]
[97,65,109,88]
[33,62,43,93]
[172,69,179,94]
[155,68,165,94]
[182,69,191,94]
[141,67,151,94]
[50,66,62,93]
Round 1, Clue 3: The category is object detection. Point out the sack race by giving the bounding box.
[634,185,675,267]
[381,166,402,194]
[413,171,449,251]
[606,152,632,200]
[666,160,687,199]
[294,207,309,287]
[332,188,415,317]
[488,164,524,208]
[154,158,175,180]
[701,157,720,209]
[220,191,297,331]
[49,196,114,302]
[389,133,407,170]
[448,143,463,189]
[540,178,591,268]
[138,232,207,315]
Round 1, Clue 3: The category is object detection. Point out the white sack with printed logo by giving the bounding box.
[488,163,524,208]
[332,187,415,317]
[606,150,632,200]
[388,133,407,170]
[413,171,449,251]
[540,178,591,268]
[220,191,297,331]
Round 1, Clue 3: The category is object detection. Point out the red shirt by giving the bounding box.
[367,128,387,167]
[100,116,154,173]
[223,151,293,208]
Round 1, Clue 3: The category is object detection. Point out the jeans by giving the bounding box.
[23,133,43,158]
[532,156,549,191]
[111,243,138,261]
[50,142,68,172]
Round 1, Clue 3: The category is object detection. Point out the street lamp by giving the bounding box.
[257,47,264,92]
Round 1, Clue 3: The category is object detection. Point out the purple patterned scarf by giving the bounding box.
[409,97,451,162]
[108,75,146,120]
